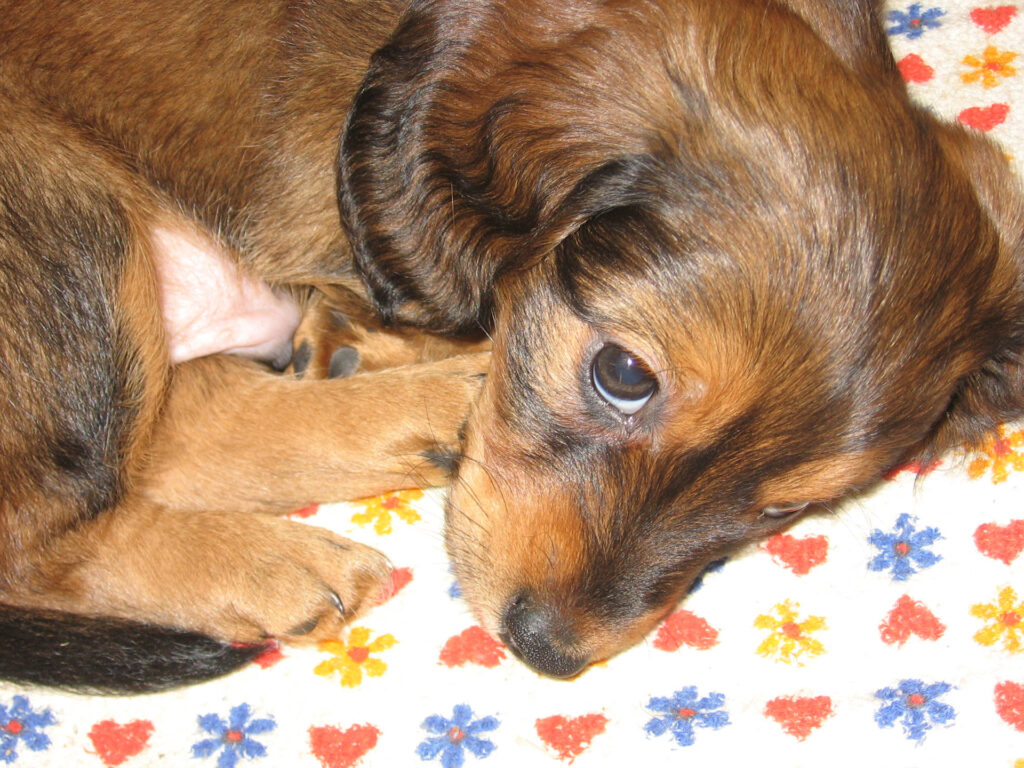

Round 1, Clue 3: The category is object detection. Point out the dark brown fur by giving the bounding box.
[1,0,1023,689]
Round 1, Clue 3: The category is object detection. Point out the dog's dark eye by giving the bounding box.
[762,502,810,519]
[591,344,658,415]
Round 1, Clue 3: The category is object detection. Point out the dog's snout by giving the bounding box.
[500,591,589,679]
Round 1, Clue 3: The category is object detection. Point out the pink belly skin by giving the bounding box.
[153,225,300,368]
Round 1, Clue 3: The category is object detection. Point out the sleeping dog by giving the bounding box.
[1,0,1022,691]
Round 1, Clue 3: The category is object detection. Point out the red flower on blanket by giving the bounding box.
[351,490,423,534]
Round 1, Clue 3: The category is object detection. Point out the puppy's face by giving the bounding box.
[340,0,1024,675]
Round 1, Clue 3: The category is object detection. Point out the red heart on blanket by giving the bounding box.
[897,53,934,83]
[309,724,380,768]
[375,566,413,604]
[883,458,941,480]
[762,534,829,575]
[959,103,1010,132]
[879,595,946,646]
[764,697,833,741]
[535,714,608,761]
[971,6,1018,34]
[288,504,320,519]
[88,720,154,767]
[995,681,1024,731]
[653,609,719,651]
[975,520,1024,565]
[439,625,506,668]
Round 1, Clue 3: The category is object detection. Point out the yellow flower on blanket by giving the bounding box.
[352,489,423,534]
[754,600,826,665]
[315,627,396,687]
[966,425,1024,483]
[971,586,1024,654]
[962,45,1019,88]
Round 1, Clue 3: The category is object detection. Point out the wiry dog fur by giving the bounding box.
[1,0,1023,690]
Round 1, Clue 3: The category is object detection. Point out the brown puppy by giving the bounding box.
[339,0,1024,676]
[0,0,484,692]
[1,0,1022,692]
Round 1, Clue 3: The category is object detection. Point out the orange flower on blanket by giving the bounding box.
[962,46,1019,88]
[352,489,423,534]
[754,600,826,665]
[315,627,396,687]
[971,586,1024,654]
[966,425,1024,483]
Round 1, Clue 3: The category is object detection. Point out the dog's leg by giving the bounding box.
[138,352,487,511]
[9,352,485,642]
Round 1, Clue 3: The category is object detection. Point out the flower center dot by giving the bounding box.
[781,622,803,639]
[5,721,22,735]
[907,694,926,708]
[677,708,696,720]
[1002,611,1021,627]
[894,541,911,557]
[448,727,466,743]
[224,730,244,743]
[347,646,370,663]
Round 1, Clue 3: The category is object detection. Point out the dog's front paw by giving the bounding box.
[43,508,393,645]
[225,519,393,643]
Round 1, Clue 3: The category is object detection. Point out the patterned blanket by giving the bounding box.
[4,2,1023,766]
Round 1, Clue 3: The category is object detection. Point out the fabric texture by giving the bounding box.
[3,2,1023,766]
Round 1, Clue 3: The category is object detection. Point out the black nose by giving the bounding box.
[501,592,589,678]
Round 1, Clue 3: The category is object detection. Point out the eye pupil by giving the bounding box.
[592,344,658,415]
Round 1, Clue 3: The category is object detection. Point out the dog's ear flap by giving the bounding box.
[782,1,901,84]
[922,124,1024,456]
[337,0,662,335]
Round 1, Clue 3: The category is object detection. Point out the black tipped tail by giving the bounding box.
[0,606,266,694]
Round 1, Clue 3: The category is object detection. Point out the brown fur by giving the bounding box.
[0,0,483,664]
[2,0,1024,687]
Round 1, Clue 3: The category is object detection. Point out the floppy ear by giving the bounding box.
[923,124,1024,455]
[780,1,899,84]
[337,0,675,334]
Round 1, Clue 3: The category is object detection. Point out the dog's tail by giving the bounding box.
[0,605,267,694]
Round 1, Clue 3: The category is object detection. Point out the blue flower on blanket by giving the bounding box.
[868,513,942,581]
[886,4,945,39]
[875,679,955,741]
[0,695,56,764]
[417,704,498,768]
[192,703,275,768]
[644,687,730,747]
